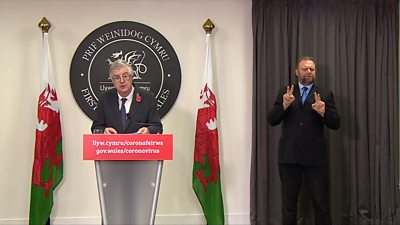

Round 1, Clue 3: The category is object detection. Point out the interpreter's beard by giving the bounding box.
[299,76,314,85]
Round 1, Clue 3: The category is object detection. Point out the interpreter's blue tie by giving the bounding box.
[120,98,127,129]
[301,87,308,105]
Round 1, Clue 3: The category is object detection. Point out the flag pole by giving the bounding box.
[193,18,225,224]
[39,17,51,33]
[31,16,55,225]
[203,18,215,34]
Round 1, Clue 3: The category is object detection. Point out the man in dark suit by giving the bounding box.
[268,56,340,225]
[91,59,162,134]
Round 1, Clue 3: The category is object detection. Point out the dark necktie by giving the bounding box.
[120,98,127,129]
[301,87,308,105]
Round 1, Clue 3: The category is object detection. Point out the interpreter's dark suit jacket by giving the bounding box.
[91,87,163,134]
[268,84,340,167]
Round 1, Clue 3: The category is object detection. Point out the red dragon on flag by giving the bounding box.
[193,83,220,192]
[32,84,62,196]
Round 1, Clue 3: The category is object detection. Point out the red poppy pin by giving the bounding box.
[136,94,142,103]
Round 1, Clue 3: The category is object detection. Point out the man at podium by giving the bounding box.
[91,59,163,134]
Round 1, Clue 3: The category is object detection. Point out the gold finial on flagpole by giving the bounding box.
[38,17,51,33]
[203,18,215,34]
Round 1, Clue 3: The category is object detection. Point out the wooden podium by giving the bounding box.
[83,134,173,225]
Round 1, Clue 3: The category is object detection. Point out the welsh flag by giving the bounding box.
[192,32,224,224]
[29,32,63,225]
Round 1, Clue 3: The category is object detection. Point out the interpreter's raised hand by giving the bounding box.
[283,85,295,110]
[312,92,325,117]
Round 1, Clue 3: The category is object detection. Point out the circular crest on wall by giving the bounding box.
[70,21,181,120]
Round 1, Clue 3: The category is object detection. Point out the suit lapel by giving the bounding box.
[295,85,302,106]
[305,85,318,106]
[110,90,124,131]
[125,88,140,130]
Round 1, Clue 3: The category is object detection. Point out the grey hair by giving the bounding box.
[108,59,133,78]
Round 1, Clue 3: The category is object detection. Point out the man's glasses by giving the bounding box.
[112,73,131,82]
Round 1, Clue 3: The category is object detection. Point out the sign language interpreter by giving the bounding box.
[268,56,340,225]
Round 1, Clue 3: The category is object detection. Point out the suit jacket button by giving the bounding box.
[300,122,303,126]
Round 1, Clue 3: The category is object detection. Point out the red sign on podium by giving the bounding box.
[83,134,173,160]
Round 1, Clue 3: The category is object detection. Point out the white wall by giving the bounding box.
[0,0,252,224]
